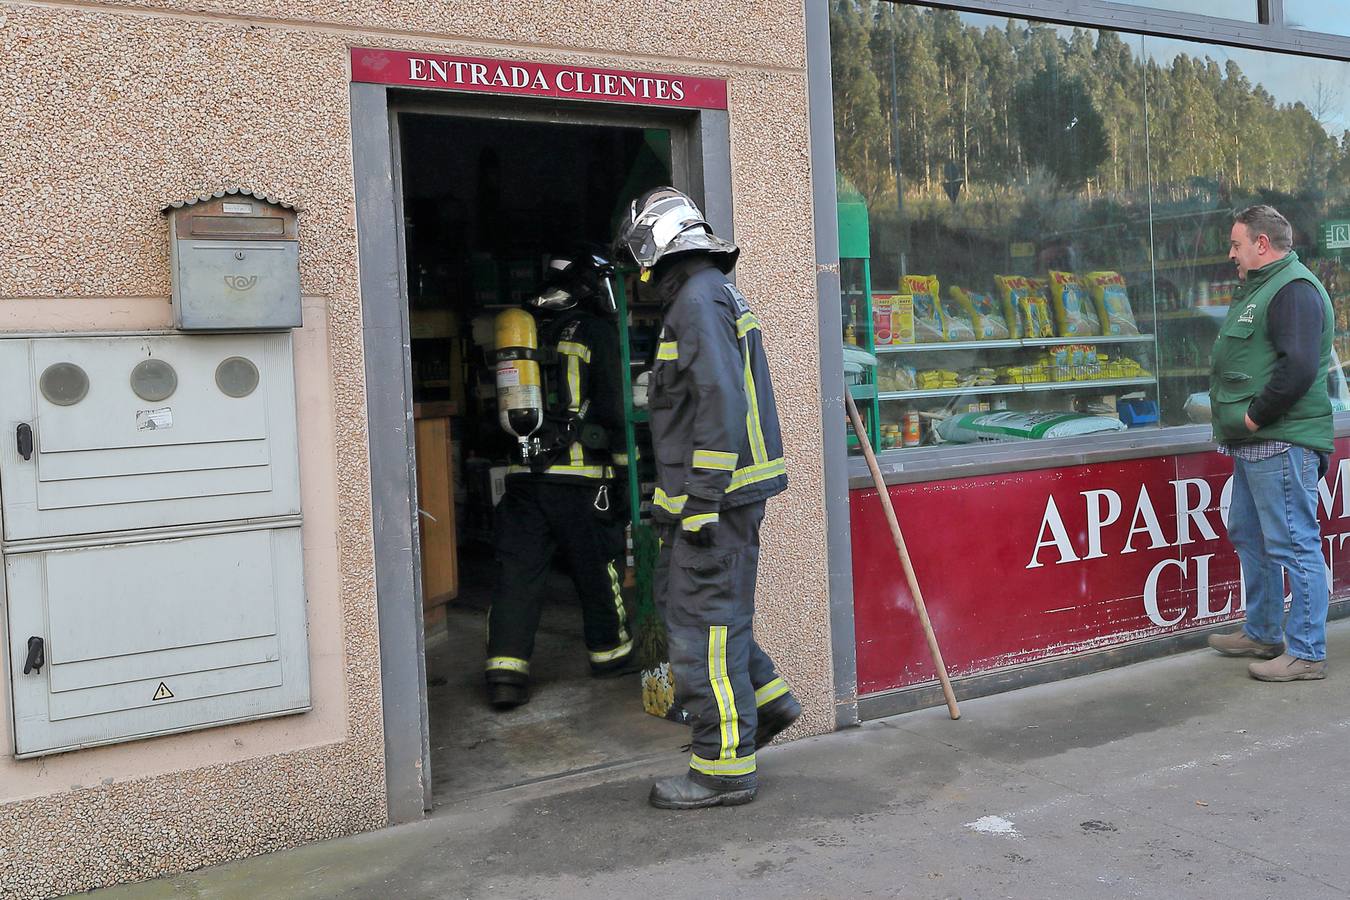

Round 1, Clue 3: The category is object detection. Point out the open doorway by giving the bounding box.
[396,107,686,802]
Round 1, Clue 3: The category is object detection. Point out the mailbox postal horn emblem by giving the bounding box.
[223,274,259,292]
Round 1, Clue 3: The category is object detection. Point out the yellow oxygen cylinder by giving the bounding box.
[494,308,544,460]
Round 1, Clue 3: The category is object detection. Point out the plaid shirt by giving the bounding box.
[1218,439,1292,462]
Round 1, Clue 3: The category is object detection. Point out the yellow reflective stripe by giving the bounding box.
[692,449,738,472]
[653,488,687,514]
[755,677,790,707]
[689,753,757,777]
[742,347,769,465]
[726,457,787,492]
[557,340,592,363]
[613,452,629,465]
[589,638,633,664]
[570,440,585,467]
[651,460,784,506]
[736,312,760,337]
[682,512,719,532]
[566,354,581,413]
[707,625,740,760]
[656,341,679,361]
[608,562,629,644]
[485,656,529,674]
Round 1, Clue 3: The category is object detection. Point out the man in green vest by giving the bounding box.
[1207,205,1333,682]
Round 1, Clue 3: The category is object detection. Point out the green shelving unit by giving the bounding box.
[838,175,880,451]
[614,272,644,520]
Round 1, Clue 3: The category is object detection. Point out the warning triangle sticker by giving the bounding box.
[152,682,174,701]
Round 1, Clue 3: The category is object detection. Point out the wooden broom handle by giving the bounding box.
[845,392,960,720]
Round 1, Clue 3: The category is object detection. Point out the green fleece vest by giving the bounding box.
[1209,251,1334,452]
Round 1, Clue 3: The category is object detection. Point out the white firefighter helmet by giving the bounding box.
[615,186,738,273]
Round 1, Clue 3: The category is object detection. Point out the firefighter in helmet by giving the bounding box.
[614,187,801,809]
[485,251,632,710]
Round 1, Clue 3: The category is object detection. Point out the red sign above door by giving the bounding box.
[349,48,729,110]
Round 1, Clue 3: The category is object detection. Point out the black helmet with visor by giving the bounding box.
[528,251,618,317]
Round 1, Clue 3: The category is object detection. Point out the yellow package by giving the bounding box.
[916,368,959,387]
[994,275,1033,339]
[1048,271,1102,337]
[1016,291,1054,338]
[951,286,1011,340]
[1028,276,1059,337]
[902,275,945,343]
[1085,271,1140,336]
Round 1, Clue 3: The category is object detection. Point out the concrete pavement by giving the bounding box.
[85,620,1350,900]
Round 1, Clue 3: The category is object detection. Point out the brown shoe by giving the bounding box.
[1248,653,1327,682]
[1207,631,1284,659]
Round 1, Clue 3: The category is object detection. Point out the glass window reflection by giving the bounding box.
[830,3,1350,456]
[832,6,1160,453]
[1286,1,1350,37]
[1107,0,1257,21]
[1140,34,1350,423]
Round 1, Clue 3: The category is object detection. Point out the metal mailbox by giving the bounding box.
[164,189,302,331]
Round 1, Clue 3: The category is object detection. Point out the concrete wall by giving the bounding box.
[0,1,828,896]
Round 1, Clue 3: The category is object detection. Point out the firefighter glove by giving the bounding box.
[680,496,721,547]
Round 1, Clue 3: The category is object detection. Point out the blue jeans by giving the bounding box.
[1227,446,1329,661]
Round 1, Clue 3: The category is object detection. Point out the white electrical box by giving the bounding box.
[1,332,309,757]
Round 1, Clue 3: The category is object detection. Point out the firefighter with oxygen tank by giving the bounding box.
[484,251,633,710]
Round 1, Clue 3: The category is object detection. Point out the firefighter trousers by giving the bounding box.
[655,501,790,790]
[486,478,632,685]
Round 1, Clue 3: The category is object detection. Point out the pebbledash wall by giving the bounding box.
[0,2,833,897]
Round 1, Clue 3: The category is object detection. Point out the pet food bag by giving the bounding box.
[994,275,1032,339]
[1085,271,1141,336]
[951,285,1012,340]
[1015,287,1054,338]
[936,411,1126,444]
[1048,271,1102,338]
[938,292,978,341]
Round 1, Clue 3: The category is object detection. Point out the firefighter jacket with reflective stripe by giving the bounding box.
[507,310,626,485]
[647,257,788,524]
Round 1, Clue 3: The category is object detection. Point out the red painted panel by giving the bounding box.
[850,440,1350,695]
[349,48,728,110]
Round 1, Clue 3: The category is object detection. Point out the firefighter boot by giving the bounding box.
[590,650,640,679]
[649,772,757,810]
[755,692,802,749]
[486,677,529,710]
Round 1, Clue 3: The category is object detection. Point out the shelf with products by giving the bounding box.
[874,329,1156,393]
[878,377,1156,402]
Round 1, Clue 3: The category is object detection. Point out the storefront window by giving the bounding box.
[832,2,1350,455]
[1106,0,1257,21]
[1285,2,1350,37]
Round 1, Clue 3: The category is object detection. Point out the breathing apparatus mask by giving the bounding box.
[528,252,618,317]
